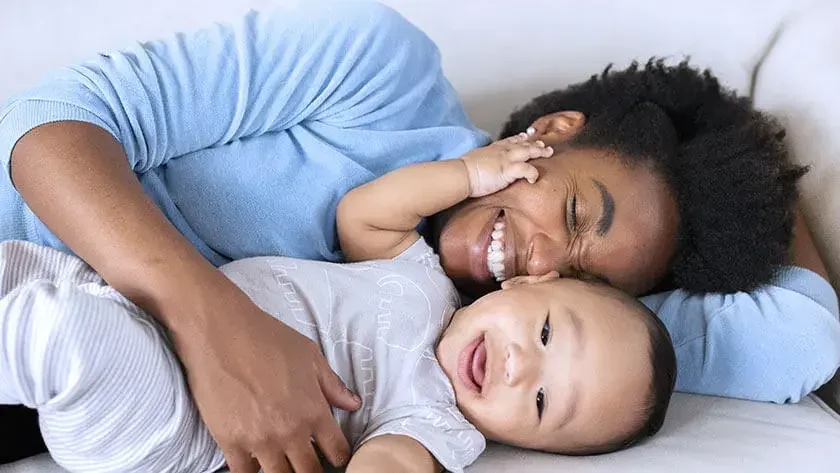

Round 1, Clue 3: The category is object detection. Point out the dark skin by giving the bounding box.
[435,111,829,298]
[6,113,828,471]
[790,205,829,281]
[10,122,361,473]
[436,112,680,298]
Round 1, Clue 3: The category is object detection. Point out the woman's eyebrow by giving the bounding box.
[592,179,614,236]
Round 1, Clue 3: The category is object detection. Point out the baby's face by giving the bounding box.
[436,275,653,453]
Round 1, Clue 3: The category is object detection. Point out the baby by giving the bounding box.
[0,136,676,473]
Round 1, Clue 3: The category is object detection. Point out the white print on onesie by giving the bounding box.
[219,239,484,472]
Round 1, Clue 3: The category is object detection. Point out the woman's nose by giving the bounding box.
[504,343,538,386]
[526,233,568,276]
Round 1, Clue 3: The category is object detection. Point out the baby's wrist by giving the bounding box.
[457,156,479,197]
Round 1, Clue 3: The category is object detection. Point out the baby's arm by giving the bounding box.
[346,435,441,473]
[337,134,552,261]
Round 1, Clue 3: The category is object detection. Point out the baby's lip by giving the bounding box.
[471,338,487,390]
[457,333,485,394]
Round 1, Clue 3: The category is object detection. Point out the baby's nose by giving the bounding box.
[504,343,537,386]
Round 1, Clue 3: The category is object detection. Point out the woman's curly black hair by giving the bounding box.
[500,59,807,294]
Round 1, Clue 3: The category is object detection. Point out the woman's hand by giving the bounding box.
[460,133,553,198]
[177,276,361,473]
[10,121,360,473]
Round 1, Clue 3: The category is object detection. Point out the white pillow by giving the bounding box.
[379,0,808,136]
[754,1,840,407]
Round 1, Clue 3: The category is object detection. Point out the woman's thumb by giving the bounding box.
[318,362,362,411]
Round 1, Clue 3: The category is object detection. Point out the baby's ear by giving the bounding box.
[501,271,560,290]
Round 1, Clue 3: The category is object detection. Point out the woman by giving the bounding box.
[1,2,838,472]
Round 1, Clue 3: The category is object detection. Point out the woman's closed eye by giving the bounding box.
[566,194,578,233]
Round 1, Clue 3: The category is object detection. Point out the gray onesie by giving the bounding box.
[221,239,486,471]
[0,239,483,473]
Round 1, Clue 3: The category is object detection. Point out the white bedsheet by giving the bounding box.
[5,393,838,473]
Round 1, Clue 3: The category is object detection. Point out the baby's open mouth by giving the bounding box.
[458,334,487,394]
[471,338,487,389]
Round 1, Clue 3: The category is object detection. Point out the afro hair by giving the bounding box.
[500,59,806,294]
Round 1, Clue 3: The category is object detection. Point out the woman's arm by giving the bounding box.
[11,120,362,473]
[1,3,485,176]
[789,206,829,280]
[2,3,482,472]
[346,435,441,473]
[642,208,840,403]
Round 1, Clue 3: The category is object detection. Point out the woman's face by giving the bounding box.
[436,113,679,297]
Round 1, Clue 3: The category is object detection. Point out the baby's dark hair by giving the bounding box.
[571,287,677,456]
[500,60,807,293]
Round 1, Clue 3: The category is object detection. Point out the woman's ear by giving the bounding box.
[528,111,585,144]
[501,271,560,290]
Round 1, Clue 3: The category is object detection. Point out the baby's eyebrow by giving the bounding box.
[570,309,586,359]
[551,308,584,430]
[553,382,579,431]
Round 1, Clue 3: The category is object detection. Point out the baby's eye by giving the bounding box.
[540,316,550,346]
[536,388,546,419]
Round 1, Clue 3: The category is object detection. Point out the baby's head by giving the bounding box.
[436,273,676,455]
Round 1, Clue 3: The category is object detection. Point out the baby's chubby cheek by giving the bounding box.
[435,321,463,386]
[458,400,525,447]
[436,315,480,394]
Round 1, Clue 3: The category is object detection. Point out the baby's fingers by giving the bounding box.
[506,140,554,162]
[499,132,530,145]
[504,161,540,184]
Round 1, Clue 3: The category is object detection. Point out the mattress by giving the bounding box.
[4,393,838,473]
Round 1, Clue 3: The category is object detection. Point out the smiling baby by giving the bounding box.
[0,136,676,473]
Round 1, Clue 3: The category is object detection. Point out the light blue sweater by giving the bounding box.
[1,1,838,403]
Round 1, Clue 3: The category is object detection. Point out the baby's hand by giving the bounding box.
[460,133,553,198]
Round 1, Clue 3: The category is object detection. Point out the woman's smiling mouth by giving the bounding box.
[482,210,516,283]
[487,215,507,282]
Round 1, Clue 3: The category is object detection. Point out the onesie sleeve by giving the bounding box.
[360,405,486,473]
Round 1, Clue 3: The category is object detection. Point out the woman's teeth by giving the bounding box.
[487,219,506,282]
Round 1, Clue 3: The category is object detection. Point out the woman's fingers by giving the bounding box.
[313,413,352,467]
[318,358,361,412]
[255,451,293,473]
[314,359,355,466]
[223,447,260,473]
[282,443,322,473]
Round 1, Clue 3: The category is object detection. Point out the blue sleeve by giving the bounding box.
[642,267,840,403]
[0,0,483,181]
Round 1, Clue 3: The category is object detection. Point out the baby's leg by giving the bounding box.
[0,269,225,472]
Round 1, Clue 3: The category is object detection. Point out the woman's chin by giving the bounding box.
[452,277,498,299]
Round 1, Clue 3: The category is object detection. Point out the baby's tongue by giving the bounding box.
[471,341,487,388]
